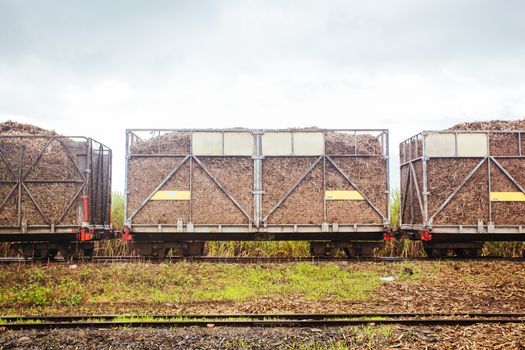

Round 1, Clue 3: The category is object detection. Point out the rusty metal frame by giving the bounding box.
[0,145,18,213]
[90,142,111,226]
[0,185,17,213]
[20,137,87,225]
[88,140,112,227]
[57,184,86,224]
[55,139,87,182]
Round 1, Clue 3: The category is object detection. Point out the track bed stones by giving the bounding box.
[1,324,524,349]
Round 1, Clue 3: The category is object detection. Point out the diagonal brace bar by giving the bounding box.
[409,162,425,220]
[263,156,323,223]
[401,168,410,220]
[57,184,86,224]
[429,158,487,223]
[21,182,51,225]
[127,155,190,221]
[401,165,411,223]
[490,157,525,194]
[56,138,86,181]
[192,156,251,221]
[0,147,18,180]
[326,156,386,221]
[22,137,54,179]
[0,184,18,212]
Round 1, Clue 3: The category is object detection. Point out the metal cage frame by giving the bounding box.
[0,135,112,238]
[125,128,390,240]
[400,129,525,238]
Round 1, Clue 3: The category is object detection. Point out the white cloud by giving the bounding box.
[1,0,525,190]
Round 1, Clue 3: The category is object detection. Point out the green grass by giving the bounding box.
[275,340,350,350]
[484,242,525,257]
[0,262,403,312]
[94,263,383,304]
[111,192,125,230]
[206,241,311,257]
[389,188,400,229]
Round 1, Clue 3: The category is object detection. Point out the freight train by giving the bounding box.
[1,121,524,259]
[124,128,390,257]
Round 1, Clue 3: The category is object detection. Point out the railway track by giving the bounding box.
[1,256,525,264]
[1,313,524,330]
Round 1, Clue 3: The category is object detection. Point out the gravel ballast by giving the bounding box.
[1,324,524,349]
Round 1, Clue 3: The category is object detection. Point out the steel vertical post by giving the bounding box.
[189,155,193,222]
[323,154,327,222]
[421,133,429,227]
[487,157,492,224]
[487,132,492,224]
[17,139,22,227]
[385,131,390,225]
[124,131,129,226]
[253,131,263,228]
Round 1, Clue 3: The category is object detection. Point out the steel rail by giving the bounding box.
[1,256,525,264]
[1,313,524,330]
[2,312,525,322]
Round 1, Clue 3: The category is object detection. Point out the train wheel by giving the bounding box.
[32,247,43,259]
[309,242,332,257]
[182,242,205,257]
[343,247,354,258]
[425,248,448,258]
[46,248,59,261]
[453,248,466,257]
[82,248,94,259]
[424,248,434,257]
[454,248,481,258]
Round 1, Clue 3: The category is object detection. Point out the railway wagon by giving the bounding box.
[0,128,112,258]
[400,129,525,257]
[124,128,390,257]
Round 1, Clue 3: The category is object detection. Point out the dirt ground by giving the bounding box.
[1,261,525,349]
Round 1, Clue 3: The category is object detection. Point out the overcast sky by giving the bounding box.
[1,0,525,191]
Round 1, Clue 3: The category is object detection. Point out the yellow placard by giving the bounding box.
[490,192,525,202]
[325,190,364,201]
[151,191,191,201]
